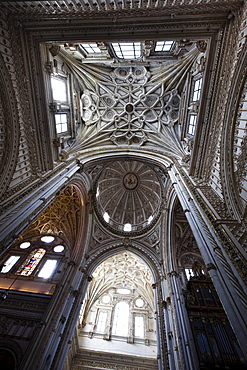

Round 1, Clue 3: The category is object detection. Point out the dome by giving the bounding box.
[94,160,162,234]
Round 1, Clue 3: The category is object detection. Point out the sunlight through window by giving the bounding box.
[192,77,203,101]
[112,301,129,336]
[135,316,144,338]
[81,43,101,54]
[51,77,67,101]
[188,114,197,135]
[96,311,107,333]
[124,223,132,232]
[155,41,173,52]
[112,42,141,60]
[1,256,20,273]
[38,259,57,279]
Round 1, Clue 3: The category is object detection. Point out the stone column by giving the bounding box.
[169,165,247,359]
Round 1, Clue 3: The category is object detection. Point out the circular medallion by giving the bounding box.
[126,103,134,113]
[123,173,138,190]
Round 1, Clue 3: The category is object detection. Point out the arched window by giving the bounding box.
[112,301,129,337]
[16,248,46,276]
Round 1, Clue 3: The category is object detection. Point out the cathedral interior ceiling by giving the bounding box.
[57,43,199,160]
[81,251,155,322]
[0,0,246,256]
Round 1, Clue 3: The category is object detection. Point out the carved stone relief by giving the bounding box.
[19,185,84,249]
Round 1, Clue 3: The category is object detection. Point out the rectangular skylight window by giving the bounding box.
[55,113,68,134]
[155,41,173,52]
[81,43,101,54]
[112,42,141,60]
[51,77,67,102]
[192,77,203,101]
[188,114,197,136]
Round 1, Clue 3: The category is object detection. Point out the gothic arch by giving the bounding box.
[79,241,167,369]
[221,38,247,221]
[0,337,23,369]
[167,192,205,275]
[83,241,164,284]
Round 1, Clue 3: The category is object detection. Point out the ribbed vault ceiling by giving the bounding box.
[94,160,162,233]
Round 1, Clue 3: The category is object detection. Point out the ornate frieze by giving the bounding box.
[18,185,84,249]
[0,0,242,19]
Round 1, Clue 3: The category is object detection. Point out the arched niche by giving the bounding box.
[65,242,166,370]
[0,182,90,295]
[13,182,89,263]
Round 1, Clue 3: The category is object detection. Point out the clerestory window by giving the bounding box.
[80,43,101,54]
[0,256,20,273]
[0,236,65,279]
[112,301,130,336]
[96,311,108,333]
[16,248,46,276]
[51,77,67,102]
[155,41,173,52]
[55,113,68,134]
[188,114,197,136]
[112,42,141,60]
[38,259,58,279]
[192,77,203,102]
[135,316,144,338]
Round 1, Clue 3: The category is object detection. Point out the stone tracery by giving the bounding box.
[58,46,200,158]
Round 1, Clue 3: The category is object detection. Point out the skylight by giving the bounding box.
[192,77,203,101]
[188,114,197,136]
[51,77,67,101]
[155,41,173,52]
[112,42,141,60]
[81,43,101,54]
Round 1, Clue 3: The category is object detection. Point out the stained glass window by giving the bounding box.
[17,248,46,276]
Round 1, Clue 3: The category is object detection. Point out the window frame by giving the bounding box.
[54,112,69,134]
[51,76,68,103]
[187,114,197,136]
[134,314,145,338]
[192,76,203,102]
[0,242,65,280]
[0,255,21,274]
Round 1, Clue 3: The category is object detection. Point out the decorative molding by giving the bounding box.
[1,0,242,20]
[20,185,84,249]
